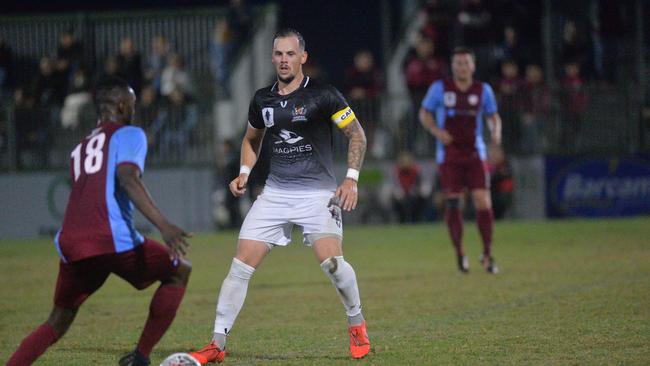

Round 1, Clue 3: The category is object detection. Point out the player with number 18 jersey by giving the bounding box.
[56,122,147,263]
[7,77,192,366]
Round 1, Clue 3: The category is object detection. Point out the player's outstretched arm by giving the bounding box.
[419,107,452,145]
[336,119,366,211]
[230,126,266,197]
[117,164,192,257]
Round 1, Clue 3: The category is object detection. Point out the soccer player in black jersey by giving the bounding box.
[189,29,370,363]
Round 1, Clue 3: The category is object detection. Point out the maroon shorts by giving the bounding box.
[54,238,178,309]
[438,158,490,195]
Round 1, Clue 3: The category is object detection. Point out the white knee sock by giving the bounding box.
[320,256,364,324]
[213,258,255,344]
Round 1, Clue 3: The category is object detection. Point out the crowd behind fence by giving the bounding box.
[0,1,648,174]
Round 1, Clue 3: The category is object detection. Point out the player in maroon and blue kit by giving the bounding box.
[7,77,193,366]
[419,47,503,274]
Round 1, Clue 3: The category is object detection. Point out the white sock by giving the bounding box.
[213,258,255,345]
[320,256,363,324]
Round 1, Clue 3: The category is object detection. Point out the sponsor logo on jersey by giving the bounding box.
[468,94,479,106]
[444,92,456,107]
[262,107,274,127]
[331,106,356,128]
[272,129,313,155]
[273,145,313,154]
[275,129,304,144]
[291,105,308,122]
[447,109,478,117]
[280,100,287,108]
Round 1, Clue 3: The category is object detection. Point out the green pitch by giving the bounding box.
[1,218,649,365]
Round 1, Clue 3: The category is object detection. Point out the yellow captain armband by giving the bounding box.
[331,106,356,128]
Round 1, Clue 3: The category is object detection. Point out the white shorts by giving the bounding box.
[239,187,343,246]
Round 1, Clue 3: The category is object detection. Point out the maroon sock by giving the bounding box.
[136,284,186,357]
[445,206,464,257]
[7,322,60,366]
[477,209,494,257]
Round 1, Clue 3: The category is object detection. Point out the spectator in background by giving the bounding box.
[147,35,171,93]
[60,69,95,130]
[404,36,447,151]
[344,50,382,101]
[117,37,144,96]
[218,138,242,229]
[457,0,494,78]
[344,49,383,154]
[518,64,550,154]
[14,88,49,169]
[303,58,328,83]
[495,59,521,153]
[493,26,529,73]
[591,0,626,84]
[560,21,591,78]
[391,151,425,223]
[419,0,453,58]
[97,55,123,81]
[226,0,252,44]
[153,89,198,159]
[0,40,14,96]
[487,145,514,219]
[162,54,193,97]
[136,84,162,147]
[559,62,588,152]
[33,56,67,108]
[56,31,83,80]
[210,19,234,97]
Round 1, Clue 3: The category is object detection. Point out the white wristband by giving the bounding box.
[239,165,251,175]
[346,168,360,181]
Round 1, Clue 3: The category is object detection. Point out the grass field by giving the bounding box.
[1,218,649,365]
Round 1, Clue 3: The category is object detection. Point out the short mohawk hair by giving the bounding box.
[273,28,306,51]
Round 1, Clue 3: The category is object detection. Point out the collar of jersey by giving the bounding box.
[271,75,310,96]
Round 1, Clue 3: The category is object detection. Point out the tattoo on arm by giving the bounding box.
[341,119,367,170]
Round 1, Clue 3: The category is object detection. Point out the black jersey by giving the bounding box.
[248,76,357,191]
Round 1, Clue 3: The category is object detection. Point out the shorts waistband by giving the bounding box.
[262,186,335,198]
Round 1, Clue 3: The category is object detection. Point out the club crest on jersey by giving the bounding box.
[262,107,274,127]
[291,105,308,122]
[444,92,456,107]
[468,94,479,106]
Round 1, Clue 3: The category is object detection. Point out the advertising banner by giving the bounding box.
[545,155,650,217]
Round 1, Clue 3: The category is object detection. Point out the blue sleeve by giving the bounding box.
[482,83,498,115]
[421,81,443,112]
[114,126,148,173]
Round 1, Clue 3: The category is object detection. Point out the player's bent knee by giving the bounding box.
[472,190,492,210]
[320,256,338,274]
[171,259,192,286]
[47,306,78,336]
[320,256,349,276]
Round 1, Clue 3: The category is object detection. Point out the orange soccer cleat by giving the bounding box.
[348,321,370,359]
[189,342,225,364]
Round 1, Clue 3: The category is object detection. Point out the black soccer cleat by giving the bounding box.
[119,350,151,366]
[479,255,499,274]
[457,255,469,273]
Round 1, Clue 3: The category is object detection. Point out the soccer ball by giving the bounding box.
[159,352,200,366]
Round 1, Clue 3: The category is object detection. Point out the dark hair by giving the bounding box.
[273,28,305,51]
[452,46,476,61]
[93,76,130,111]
